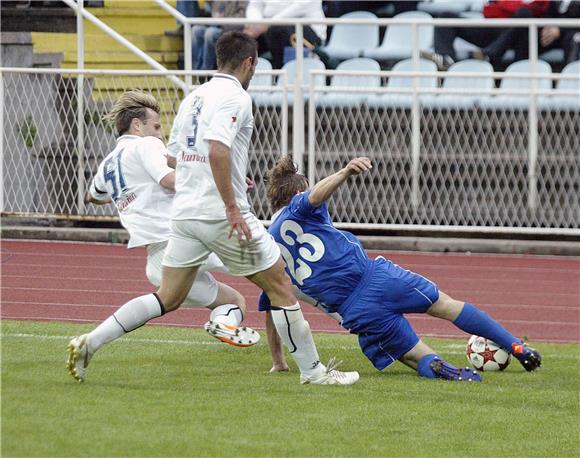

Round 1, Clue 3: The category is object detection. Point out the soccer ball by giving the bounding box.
[466,335,511,371]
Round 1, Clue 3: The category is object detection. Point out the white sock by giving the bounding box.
[270,303,325,378]
[210,304,243,327]
[88,293,165,353]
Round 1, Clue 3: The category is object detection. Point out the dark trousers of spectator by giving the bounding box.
[434,12,503,60]
[482,8,539,64]
[483,8,580,65]
[561,29,580,64]
[264,25,322,69]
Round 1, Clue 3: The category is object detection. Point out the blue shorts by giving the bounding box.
[340,257,439,370]
[259,256,439,371]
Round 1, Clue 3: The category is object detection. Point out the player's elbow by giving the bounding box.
[159,172,176,191]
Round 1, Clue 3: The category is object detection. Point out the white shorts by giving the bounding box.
[162,213,280,276]
[146,241,224,307]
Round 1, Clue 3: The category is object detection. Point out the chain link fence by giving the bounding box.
[2,67,579,229]
[308,70,579,229]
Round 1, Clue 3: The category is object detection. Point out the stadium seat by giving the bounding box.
[418,0,472,16]
[317,57,381,108]
[453,37,480,60]
[478,59,553,110]
[318,11,379,61]
[363,11,434,62]
[424,59,494,109]
[539,60,580,111]
[249,57,275,106]
[368,58,437,108]
[270,57,326,107]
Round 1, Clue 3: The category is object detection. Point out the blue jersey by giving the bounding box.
[266,191,372,313]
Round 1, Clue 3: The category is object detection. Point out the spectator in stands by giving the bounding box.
[422,0,550,70]
[166,0,200,37]
[191,1,247,70]
[540,0,580,65]
[325,0,419,18]
[243,0,327,69]
[469,0,580,67]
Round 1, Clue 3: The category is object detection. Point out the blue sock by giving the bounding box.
[453,303,520,352]
[417,353,439,378]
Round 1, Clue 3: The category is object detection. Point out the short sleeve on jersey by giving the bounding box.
[138,137,174,184]
[204,96,245,148]
[288,191,330,223]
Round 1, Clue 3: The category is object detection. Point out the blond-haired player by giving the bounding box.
[67,90,259,382]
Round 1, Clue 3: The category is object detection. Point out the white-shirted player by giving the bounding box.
[69,33,358,386]
[67,91,259,382]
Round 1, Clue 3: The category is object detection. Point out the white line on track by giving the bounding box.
[6,239,578,261]
[4,257,575,274]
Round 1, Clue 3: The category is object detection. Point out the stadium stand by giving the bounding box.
[423,59,494,109]
[363,11,434,63]
[20,1,180,69]
[269,57,326,107]
[317,57,381,108]
[540,60,580,111]
[478,59,553,110]
[417,0,473,17]
[248,57,275,107]
[2,2,578,229]
[318,11,379,61]
[367,57,437,108]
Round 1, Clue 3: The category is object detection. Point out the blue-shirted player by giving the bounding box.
[259,156,542,381]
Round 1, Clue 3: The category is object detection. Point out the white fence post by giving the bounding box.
[282,71,289,157]
[292,23,305,173]
[307,69,316,186]
[528,23,539,211]
[76,0,86,215]
[184,22,192,92]
[411,22,421,209]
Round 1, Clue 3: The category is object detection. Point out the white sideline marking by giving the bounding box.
[2,333,578,359]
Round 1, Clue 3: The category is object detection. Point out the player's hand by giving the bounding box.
[226,205,253,242]
[541,26,560,47]
[344,157,372,176]
[244,24,268,38]
[246,176,255,193]
[269,363,290,373]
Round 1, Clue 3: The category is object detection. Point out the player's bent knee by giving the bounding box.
[427,292,463,321]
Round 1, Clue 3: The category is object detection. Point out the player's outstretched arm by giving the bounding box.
[308,157,372,207]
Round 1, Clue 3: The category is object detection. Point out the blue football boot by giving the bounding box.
[430,357,482,382]
[512,342,542,372]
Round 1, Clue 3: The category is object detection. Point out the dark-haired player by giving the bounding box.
[260,156,542,381]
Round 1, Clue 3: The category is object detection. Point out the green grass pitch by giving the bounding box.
[2,320,579,457]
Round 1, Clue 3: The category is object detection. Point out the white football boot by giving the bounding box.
[204,321,260,347]
[67,334,93,382]
[300,357,360,385]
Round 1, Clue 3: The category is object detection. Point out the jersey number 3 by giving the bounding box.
[278,220,325,285]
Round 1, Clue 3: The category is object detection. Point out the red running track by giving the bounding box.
[1,239,579,343]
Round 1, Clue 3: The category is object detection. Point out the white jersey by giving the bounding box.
[89,135,174,248]
[167,73,254,220]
